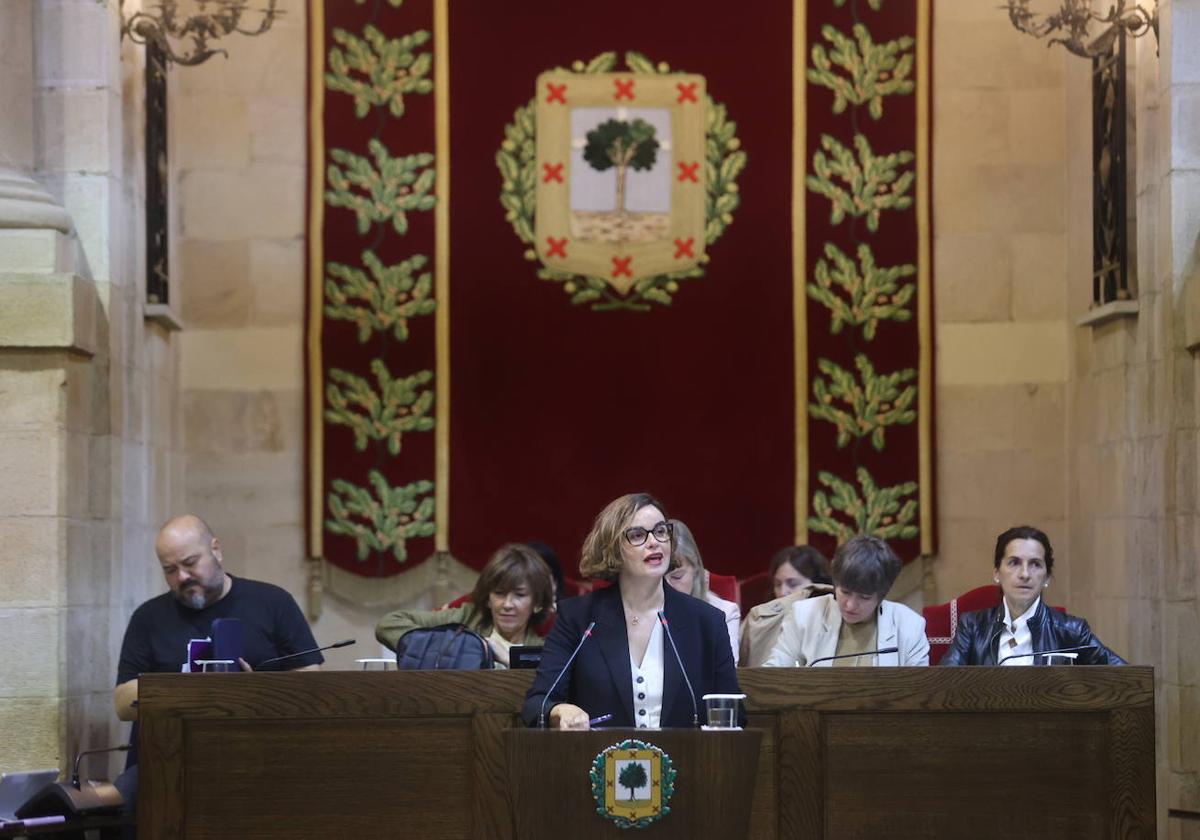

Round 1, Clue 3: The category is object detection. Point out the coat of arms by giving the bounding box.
[496,51,747,311]
[589,738,677,829]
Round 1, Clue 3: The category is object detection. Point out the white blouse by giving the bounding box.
[629,619,665,729]
[998,597,1040,665]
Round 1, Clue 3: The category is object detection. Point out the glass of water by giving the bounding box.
[701,693,746,729]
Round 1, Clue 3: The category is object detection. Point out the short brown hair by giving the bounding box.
[830,535,900,599]
[471,543,556,619]
[579,493,674,581]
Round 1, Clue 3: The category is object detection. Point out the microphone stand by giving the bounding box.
[538,621,597,729]
[657,612,699,728]
[808,646,900,666]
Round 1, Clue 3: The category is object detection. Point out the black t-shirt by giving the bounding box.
[116,575,323,683]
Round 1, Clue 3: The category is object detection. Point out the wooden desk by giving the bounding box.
[138,666,1154,839]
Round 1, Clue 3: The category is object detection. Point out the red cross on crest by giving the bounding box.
[676,82,698,103]
[673,237,695,259]
[541,162,564,183]
[546,237,567,258]
[613,78,635,100]
[677,161,700,183]
[612,256,633,278]
[546,82,567,104]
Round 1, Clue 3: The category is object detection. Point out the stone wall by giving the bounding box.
[929,1,1074,604]
[1061,1,1200,836]
[0,0,183,777]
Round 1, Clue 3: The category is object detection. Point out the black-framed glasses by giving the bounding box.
[624,521,673,547]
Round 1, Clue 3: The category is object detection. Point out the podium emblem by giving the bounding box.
[589,738,677,829]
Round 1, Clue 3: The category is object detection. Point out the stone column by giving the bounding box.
[0,0,102,775]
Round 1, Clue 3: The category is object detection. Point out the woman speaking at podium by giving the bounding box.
[522,493,741,729]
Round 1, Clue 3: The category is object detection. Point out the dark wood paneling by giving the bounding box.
[824,712,1107,838]
[1108,707,1157,839]
[743,712,779,839]
[138,667,1156,839]
[182,718,470,839]
[506,729,761,840]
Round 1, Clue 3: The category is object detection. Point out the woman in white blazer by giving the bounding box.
[665,519,741,665]
[763,534,928,667]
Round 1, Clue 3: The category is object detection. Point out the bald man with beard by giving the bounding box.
[114,515,322,724]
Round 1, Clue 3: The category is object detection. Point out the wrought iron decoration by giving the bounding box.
[121,0,282,67]
[1004,0,1157,59]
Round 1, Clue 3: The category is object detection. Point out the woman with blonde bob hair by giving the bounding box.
[665,519,741,665]
[523,493,741,729]
[376,543,554,668]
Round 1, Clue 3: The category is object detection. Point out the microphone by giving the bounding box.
[72,744,130,788]
[997,645,1094,665]
[255,638,355,669]
[808,646,899,666]
[538,621,597,729]
[657,612,699,729]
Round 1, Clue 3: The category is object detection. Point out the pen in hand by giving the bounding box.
[588,713,613,726]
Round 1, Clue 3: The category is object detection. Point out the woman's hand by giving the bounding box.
[548,703,590,730]
[489,639,510,667]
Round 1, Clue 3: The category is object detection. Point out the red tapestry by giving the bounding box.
[306,0,933,606]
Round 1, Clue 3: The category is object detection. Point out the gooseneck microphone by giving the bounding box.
[997,644,1093,665]
[808,646,899,666]
[657,612,699,729]
[255,638,355,669]
[538,621,597,729]
[72,744,130,788]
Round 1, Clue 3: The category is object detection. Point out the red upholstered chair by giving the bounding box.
[923,585,1070,665]
[707,572,740,608]
[737,571,776,612]
[922,585,1003,665]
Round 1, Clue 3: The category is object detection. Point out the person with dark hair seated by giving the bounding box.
[763,534,929,667]
[769,544,832,598]
[376,543,555,668]
[940,526,1126,666]
[522,493,740,729]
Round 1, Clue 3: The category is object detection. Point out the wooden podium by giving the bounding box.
[506,729,761,839]
[137,666,1155,839]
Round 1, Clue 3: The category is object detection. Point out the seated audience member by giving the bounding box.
[522,493,741,729]
[763,534,928,667]
[940,526,1126,666]
[113,514,324,829]
[665,519,740,665]
[376,543,554,668]
[739,578,834,668]
[115,514,323,724]
[770,544,832,599]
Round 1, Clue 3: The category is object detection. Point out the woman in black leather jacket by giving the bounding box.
[940,526,1126,667]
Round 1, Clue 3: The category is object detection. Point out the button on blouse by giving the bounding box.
[629,619,665,729]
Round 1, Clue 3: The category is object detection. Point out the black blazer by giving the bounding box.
[939,600,1127,666]
[521,582,741,728]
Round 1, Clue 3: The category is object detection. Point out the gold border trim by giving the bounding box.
[434,0,451,552]
[793,0,808,544]
[306,0,326,559]
[916,0,933,555]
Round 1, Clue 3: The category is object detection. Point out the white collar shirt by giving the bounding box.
[629,619,665,729]
[998,597,1040,666]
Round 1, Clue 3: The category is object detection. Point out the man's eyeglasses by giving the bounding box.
[624,521,673,547]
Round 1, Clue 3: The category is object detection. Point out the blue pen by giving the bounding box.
[588,713,613,726]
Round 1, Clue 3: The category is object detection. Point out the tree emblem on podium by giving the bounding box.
[590,739,676,829]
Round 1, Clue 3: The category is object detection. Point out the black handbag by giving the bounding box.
[394,623,495,670]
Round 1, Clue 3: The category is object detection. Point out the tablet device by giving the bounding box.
[508,646,544,669]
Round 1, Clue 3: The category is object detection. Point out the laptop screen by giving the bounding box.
[0,769,59,821]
